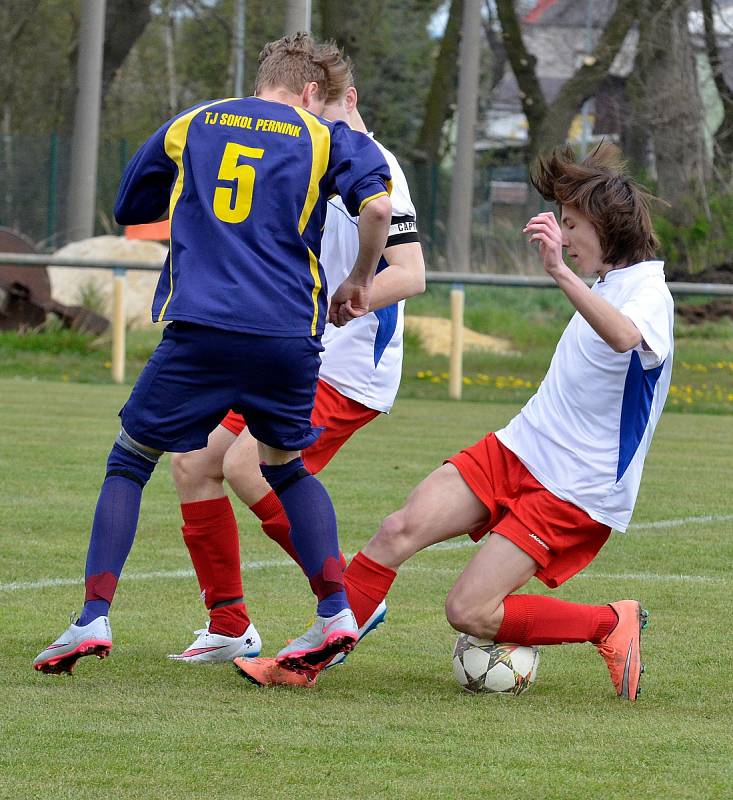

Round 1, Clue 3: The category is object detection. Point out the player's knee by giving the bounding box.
[107,432,160,490]
[222,445,246,485]
[444,591,502,639]
[170,451,193,492]
[370,510,414,560]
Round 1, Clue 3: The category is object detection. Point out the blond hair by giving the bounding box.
[255,32,352,105]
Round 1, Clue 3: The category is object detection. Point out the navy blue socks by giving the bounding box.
[78,442,156,626]
[260,458,348,617]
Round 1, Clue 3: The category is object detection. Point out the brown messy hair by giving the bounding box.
[254,32,351,105]
[531,142,659,266]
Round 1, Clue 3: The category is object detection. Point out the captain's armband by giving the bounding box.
[386,216,419,247]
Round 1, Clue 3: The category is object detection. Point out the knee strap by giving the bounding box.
[106,440,157,489]
[260,458,310,497]
[117,427,163,463]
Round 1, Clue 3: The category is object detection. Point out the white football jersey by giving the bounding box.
[318,137,418,413]
[496,261,674,532]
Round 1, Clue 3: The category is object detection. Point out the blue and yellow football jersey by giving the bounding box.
[114,97,391,336]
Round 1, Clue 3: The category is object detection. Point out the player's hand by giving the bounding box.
[328,277,372,327]
[523,212,566,278]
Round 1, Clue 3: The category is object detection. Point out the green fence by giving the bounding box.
[1,134,542,273]
[0,134,130,250]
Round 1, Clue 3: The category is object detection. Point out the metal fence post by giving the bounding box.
[111,267,126,384]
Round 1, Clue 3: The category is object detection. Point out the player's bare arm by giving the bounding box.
[524,211,642,353]
[365,241,426,312]
[329,194,392,327]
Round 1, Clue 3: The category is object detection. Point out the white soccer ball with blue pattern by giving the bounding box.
[452,635,540,695]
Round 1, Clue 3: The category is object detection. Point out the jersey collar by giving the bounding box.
[599,260,665,283]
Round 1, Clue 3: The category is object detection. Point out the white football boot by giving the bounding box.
[33,615,112,675]
[276,608,358,673]
[168,622,261,663]
[324,600,388,669]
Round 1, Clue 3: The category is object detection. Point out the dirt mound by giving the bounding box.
[405,315,515,356]
[666,263,733,284]
[676,299,733,324]
[49,236,167,330]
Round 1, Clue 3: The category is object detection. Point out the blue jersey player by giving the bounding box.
[34,34,392,676]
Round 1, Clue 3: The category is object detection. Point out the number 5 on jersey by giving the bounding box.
[213,142,264,223]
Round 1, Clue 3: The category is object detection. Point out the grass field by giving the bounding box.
[1,377,731,800]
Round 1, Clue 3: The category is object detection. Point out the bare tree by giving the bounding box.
[102,0,154,97]
[630,0,709,230]
[702,0,733,185]
[413,0,463,163]
[495,0,638,160]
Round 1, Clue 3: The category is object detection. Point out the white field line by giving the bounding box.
[630,513,733,530]
[1,513,731,593]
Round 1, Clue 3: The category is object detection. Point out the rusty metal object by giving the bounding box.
[0,228,108,334]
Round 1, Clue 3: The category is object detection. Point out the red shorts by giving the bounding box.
[220,379,380,473]
[447,433,611,588]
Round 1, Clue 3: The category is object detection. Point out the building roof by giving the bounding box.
[524,0,615,28]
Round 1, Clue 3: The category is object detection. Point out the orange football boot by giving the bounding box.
[596,600,649,700]
[233,656,318,688]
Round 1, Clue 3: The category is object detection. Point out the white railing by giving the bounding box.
[3,253,732,394]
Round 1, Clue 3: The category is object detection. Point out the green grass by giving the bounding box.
[399,285,733,413]
[1,378,731,799]
[2,284,731,412]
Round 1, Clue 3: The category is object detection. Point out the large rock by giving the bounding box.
[49,236,167,329]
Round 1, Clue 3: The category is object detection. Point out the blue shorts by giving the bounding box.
[120,322,323,452]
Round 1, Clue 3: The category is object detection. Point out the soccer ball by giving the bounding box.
[452,634,540,695]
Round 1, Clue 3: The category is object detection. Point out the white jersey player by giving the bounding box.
[330,143,673,702]
[166,78,426,674]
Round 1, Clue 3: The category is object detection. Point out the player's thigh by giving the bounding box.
[171,425,235,485]
[446,533,538,617]
[223,428,273,503]
[365,463,490,564]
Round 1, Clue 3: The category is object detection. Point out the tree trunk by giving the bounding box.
[496,0,638,161]
[634,0,709,229]
[164,0,178,116]
[102,0,153,98]
[702,0,733,186]
[413,0,463,163]
[319,0,385,63]
[495,0,546,144]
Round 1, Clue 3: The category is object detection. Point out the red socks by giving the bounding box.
[496,594,618,645]
[180,497,250,637]
[249,490,347,572]
[249,491,301,566]
[343,551,397,627]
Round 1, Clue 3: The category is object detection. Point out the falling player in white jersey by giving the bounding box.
[168,65,425,683]
[310,142,673,701]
